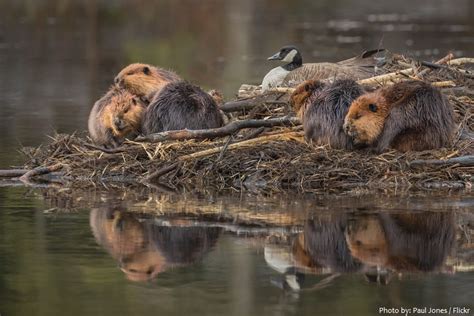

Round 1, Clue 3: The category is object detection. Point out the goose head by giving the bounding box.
[267,46,303,70]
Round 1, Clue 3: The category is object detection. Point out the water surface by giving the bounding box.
[0,187,473,316]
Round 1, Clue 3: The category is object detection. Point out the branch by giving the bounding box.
[146,162,179,181]
[410,155,474,167]
[136,117,301,143]
[0,169,29,178]
[416,52,454,78]
[19,163,63,183]
[178,131,304,161]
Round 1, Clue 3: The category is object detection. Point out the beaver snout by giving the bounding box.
[343,120,353,135]
[343,120,360,141]
[114,118,127,131]
[114,77,124,86]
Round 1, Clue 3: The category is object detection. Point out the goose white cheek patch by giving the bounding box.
[282,49,297,63]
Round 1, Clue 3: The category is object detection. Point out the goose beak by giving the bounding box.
[267,52,282,61]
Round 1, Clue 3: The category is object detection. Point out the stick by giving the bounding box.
[146,162,179,181]
[179,131,304,161]
[19,164,63,183]
[416,52,454,78]
[410,155,474,167]
[0,169,29,178]
[432,81,456,87]
[220,99,261,112]
[83,143,126,154]
[136,117,301,143]
[447,58,474,66]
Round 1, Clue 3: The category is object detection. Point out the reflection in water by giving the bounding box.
[90,204,221,282]
[265,212,456,290]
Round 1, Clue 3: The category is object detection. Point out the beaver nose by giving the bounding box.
[114,118,126,130]
[343,121,351,134]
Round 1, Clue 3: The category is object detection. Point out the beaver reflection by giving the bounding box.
[269,212,455,289]
[346,213,455,273]
[90,208,220,282]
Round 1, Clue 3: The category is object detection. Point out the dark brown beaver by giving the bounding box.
[291,79,365,149]
[88,86,146,148]
[343,80,456,152]
[114,63,181,100]
[347,212,454,273]
[142,81,225,134]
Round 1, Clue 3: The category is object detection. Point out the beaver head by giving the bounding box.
[343,90,390,144]
[102,90,145,139]
[290,80,324,118]
[114,63,179,99]
[345,216,388,266]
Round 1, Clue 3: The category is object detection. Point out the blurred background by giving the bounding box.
[0,0,473,166]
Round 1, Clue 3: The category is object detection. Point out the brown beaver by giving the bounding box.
[343,80,456,152]
[90,206,221,282]
[114,63,181,100]
[142,81,225,134]
[346,212,454,273]
[290,79,365,149]
[88,86,146,148]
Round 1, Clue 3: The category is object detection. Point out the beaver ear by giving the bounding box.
[143,66,151,75]
[368,103,378,112]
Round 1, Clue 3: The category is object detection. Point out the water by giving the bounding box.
[0,187,473,316]
[0,1,473,315]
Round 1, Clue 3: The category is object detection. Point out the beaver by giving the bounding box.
[88,86,146,148]
[90,207,221,282]
[346,212,455,273]
[343,80,456,152]
[290,79,365,149]
[114,63,181,100]
[142,81,225,134]
[295,215,362,273]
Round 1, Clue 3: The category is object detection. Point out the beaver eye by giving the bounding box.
[123,107,129,113]
[131,99,137,105]
[143,66,151,75]
[368,103,377,112]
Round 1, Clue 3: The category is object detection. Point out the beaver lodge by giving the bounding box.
[3,53,474,193]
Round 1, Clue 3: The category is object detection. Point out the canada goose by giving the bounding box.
[262,46,302,92]
[261,46,386,91]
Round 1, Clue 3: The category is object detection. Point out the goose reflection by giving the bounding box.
[90,206,221,281]
[265,212,455,290]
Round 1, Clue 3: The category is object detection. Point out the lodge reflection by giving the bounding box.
[90,206,221,282]
[265,212,455,289]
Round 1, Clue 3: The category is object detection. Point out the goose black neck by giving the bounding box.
[282,54,302,71]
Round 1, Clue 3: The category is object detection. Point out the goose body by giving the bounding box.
[262,46,385,91]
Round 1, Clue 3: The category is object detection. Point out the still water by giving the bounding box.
[0,1,473,315]
[0,187,473,316]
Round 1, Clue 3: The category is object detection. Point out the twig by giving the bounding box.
[416,52,454,78]
[19,163,63,183]
[179,132,304,161]
[146,162,180,181]
[136,117,301,143]
[410,155,474,167]
[83,143,127,154]
[0,169,29,178]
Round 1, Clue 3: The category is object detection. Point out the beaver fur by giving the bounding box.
[291,79,365,149]
[346,212,454,272]
[90,206,221,281]
[114,63,181,100]
[298,215,362,273]
[88,86,145,148]
[142,81,225,134]
[344,80,456,152]
[380,212,454,272]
